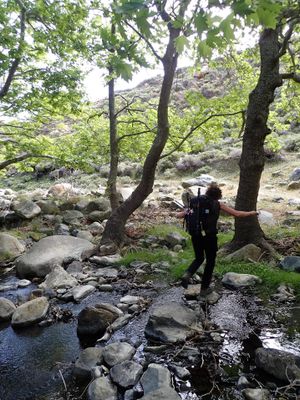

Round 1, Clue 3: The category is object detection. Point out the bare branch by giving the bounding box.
[125,21,163,62]
[160,110,245,159]
[118,127,156,142]
[281,72,300,83]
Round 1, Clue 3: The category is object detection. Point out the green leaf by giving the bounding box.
[197,41,212,58]
[220,15,235,41]
[175,35,189,54]
[194,13,209,35]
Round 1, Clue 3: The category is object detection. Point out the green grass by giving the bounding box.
[119,224,300,298]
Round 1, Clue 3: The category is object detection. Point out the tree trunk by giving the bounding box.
[100,28,180,249]
[106,73,120,211]
[230,29,282,250]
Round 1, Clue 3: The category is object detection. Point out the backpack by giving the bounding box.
[184,189,219,235]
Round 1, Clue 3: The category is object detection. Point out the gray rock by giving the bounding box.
[165,232,186,248]
[145,302,202,343]
[288,181,300,190]
[182,174,215,188]
[279,256,300,273]
[16,235,94,278]
[289,167,300,181]
[120,295,144,305]
[0,297,16,321]
[66,261,83,274]
[222,272,261,289]
[40,265,78,289]
[225,244,262,262]
[91,254,122,266]
[103,342,135,367]
[11,297,49,327]
[62,209,84,225]
[74,347,103,379]
[88,222,104,235]
[17,279,31,288]
[12,200,41,219]
[140,363,180,400]
[110,360,143,388]
[72,285,96,302]
[87,376,117,400]
[88,210,111,222]
[54,223,70,235]
[76,230,94,242]
[242,388,270,400]
[169,364,190,380]
[85,199,110,213]
[77,304,120,337]
[0,233,25,262]
[36,200,59,215]
[255,348,300,383]
[258,210,276,226]
[94,268,118,279]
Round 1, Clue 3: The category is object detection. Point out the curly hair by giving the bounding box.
[205,183,222,200]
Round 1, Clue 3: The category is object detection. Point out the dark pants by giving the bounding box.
[186,233,218,289]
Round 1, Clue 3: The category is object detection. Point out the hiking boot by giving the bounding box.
[181,271,192,289]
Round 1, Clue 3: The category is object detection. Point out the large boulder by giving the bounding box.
[16,235,94,278]
[12,200,41,219]
[77,304,120,338]
[103,342,135,367]
[11,297,49,328]
[110,360,143,389]
[0,297,16,321]
[255,348,300,383]
[222,272,261,289]
[0,233,25,262]
[74,347,103,379]
[145,302,202,343]
[225,244,262,262]
[39,265,78,289]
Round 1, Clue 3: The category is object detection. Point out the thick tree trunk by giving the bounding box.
[100,28,180,249]
[106,74,119,211]
[231,29,282,250]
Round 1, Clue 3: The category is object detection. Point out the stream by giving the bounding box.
[0,273,299,400]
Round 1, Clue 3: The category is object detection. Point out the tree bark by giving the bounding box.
[100,25,181,249]
[231,29,282,249]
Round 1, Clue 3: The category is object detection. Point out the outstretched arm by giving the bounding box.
[220,202,258,217]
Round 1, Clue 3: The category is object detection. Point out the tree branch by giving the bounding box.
[125,21,163,62]
[277,20,297,59]
[160,110,245,159]
[118,127,156,142]
[0,5,26,98]
[280,72,300,83]
[0,153,56,171]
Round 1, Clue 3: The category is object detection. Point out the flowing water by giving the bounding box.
[0,273,299,400]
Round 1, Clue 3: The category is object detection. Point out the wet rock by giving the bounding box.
[222,272,261,289]
[242,388,270,400]
[17,279,31,288]
[12,200,41,219]
[74,347,103,379]
[95,268,118,279]
[72,285,96,302]
[140,363,180,400]
[16,235,94,278]
[11,296,49,327]
[225,244,262,262]
[98,284,113,292]
[77,304,120,337]
[120,295,144,305]
[145,302,202,343]
[279,256,300,273]
[40,265,78,289]
[255,348,300,383]
[109,314,132,332]
[0,297,16,321]
[0,232,25,262]
[103,342,135,367]
[87,376,117,400]
[169,364,190,380]
[110,360,143,388]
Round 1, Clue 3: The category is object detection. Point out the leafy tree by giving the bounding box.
[230,3,300,251]
[0,0,89,169]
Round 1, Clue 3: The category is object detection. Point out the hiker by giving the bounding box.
[177,183,259,296]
